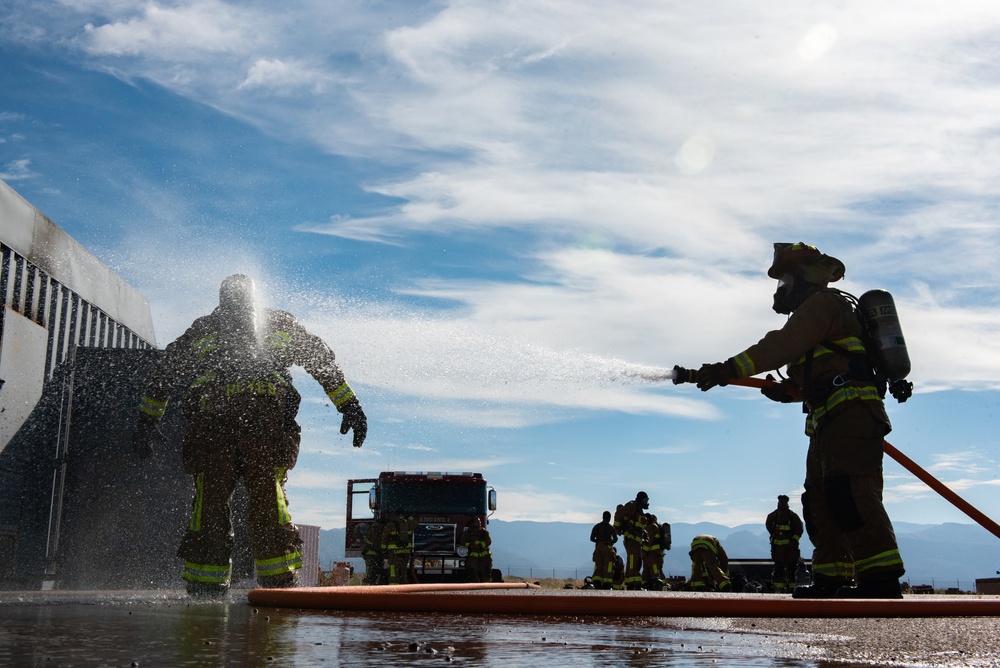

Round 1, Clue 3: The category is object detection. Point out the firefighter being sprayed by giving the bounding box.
[135,274,368,596]
[684,243,906,599]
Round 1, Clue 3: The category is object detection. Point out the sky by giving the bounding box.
[3,1,1000,538]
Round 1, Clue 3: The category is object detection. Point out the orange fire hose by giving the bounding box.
[725,376,1000,541]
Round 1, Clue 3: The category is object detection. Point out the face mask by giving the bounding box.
[772,272,797,314]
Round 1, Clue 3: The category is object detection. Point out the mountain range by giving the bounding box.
[319,520,1000,589]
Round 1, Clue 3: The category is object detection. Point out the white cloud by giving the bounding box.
[494,485,598,523]
[80,1,261,58]
[238,58,335,94]
[0,158,33,181]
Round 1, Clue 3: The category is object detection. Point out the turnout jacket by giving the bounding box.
[138,307,356,426]
[765,509,804,547]
[728,290,889,435]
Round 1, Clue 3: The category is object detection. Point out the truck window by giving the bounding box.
[380,482,486,514]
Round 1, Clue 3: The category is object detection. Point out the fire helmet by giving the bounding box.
[219,274,256,312]
[769,243,845,314]
[767,242,845,283]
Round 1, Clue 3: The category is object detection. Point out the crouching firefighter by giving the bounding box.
[135,274,367,596]
[684,243,905,599]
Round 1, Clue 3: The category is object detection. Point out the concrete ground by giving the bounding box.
[1,590,998,666]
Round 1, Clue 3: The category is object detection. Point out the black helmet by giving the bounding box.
[767,242,844,282]
[219,274,256,312]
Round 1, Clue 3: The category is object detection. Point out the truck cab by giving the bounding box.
[345,471,497,583]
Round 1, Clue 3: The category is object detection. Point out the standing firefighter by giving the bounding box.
[766,495,804,592]
[589,510,618,589]
[382,509,416,585]
[135,274,368,596]
[614,491,649,590]
[463,517,493,582]
[360,520,385,585]
[642,514,668,590]
[686,243,905,598]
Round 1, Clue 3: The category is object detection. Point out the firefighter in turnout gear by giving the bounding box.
[688,534,731,592]
[589,510,618,589]
[689,243,905,598]
[642,513,668,590]
[766,495,804,592]
[382,509,416,585]
[361,520,385,585]
[463,517,493,582]
[614,491,649,590]
[135,274,367,596]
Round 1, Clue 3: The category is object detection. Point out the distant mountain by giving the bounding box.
[318,520,1000,587]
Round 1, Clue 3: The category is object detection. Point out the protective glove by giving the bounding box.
[695,361,732,392]
[339,397,368,448]
[760,374,799,403]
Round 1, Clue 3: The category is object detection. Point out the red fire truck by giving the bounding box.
[345,471,497,583]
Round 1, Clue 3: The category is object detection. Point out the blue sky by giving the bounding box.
[3,1,1000,535]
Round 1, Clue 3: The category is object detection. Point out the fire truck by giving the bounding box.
[345,471,497,583]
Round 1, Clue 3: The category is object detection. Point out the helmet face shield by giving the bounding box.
[772,270,809,314]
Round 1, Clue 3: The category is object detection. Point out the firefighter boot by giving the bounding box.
[835,573,903,599]
[186,581,229,599]
[258,570,299,589]
[792,575,850,599]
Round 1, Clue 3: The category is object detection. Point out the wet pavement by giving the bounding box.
[1,590,998,667]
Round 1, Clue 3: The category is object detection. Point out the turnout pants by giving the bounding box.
[623,537,643,588]
[592,542,615,588]
[802,402,904,583]
[689,548,730,591]
[178,410,303,589]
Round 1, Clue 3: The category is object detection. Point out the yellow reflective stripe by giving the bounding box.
[854,549,904,574]
[268,331,292,349]
[183,561,232,584]
[732,351,756,378]
[192,335,217,358]
[691,538,719,554]
[274,467,292,525]
[256,551,303,577]
[811,561,855,579]
[190,373,217,388]
[327,383,355,408]
[792,336,865,366]
[139,395,168,418]
[811,383,883,424]
[189,472,205,532]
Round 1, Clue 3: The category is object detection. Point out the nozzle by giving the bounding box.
[672,365,697,385]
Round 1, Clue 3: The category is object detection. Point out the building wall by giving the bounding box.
[299,524,320,587]
[0,179,155,455]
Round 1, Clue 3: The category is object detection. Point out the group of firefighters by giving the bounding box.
[589,493,805,593]
[135,240,907,599]
[588,491,673,590]
[359,512,493,586]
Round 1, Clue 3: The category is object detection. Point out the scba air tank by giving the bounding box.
[858,289,911,381]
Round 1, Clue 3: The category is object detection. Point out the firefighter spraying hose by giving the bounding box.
[648,242,997,598]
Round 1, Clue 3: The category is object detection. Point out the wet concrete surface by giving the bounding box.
[1,590,998,667]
